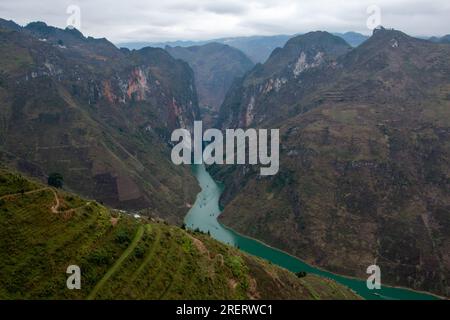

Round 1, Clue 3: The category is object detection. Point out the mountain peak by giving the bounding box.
[371,26,410,40]
[260,31,351,80]
[0,18,21,31]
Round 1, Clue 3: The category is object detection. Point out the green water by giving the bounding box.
[185,164,439,300]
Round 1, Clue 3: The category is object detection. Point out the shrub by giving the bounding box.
[115,229,131,245]
[48,173,64,188]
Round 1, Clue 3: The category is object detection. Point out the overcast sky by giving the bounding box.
[1,0,450,43]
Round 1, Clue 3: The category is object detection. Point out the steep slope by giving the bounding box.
[0,167,360,300]
[0,21,200,224]
[213,29,450,296]
[166,43,254,126]
[217,31,352,128]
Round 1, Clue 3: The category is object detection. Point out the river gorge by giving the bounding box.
[184,165,439,300]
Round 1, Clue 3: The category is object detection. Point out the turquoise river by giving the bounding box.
[184,164,440,300]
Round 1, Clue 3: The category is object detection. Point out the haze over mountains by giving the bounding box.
[119,32,370,64]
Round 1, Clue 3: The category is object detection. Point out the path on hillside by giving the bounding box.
[87,225,145,300]
[0,187,48,200]
[0,187,61,213]
[130,225,161,282]
[49,189,61,213]
[1,187,91,214]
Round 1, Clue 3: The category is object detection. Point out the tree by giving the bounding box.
[296,271,307,278]
[48,173,64,188]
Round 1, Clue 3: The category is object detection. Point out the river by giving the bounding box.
[184,164,439,300]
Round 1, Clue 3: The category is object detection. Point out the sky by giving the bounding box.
[1,0,450,43]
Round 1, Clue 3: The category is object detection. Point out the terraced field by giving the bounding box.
[0,168,360,300]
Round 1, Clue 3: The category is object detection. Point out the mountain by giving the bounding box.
[213,29,450,297]
[429,35,450,44]
[0,167,360,299]
[166,43,254,126]
[119,35,291,64]
[0,18,21,32]
[0,20,200,224]
[119,32,368,64]
[217,31,353,128]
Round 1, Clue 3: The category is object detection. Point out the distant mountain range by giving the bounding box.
[429,34,450,43]
[166,43,254,116]
[119,32,370,64]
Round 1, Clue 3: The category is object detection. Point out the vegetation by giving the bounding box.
[0,168,360,300]
[48,173,64,188]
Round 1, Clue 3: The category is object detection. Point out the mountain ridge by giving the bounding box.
[0,19,200,224]
[212,28,450,297]
[118,32,369,64]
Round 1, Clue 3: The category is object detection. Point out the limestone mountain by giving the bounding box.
[217,31,353,128]
[0,19,200,224]
[213,29,450,297]
[0,167,360,300]
[166,43,254,126]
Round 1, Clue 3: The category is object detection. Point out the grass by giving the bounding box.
[0,168,360,300]
[87,225,145,300]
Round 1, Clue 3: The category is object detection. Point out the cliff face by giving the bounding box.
[213,30,450,296]
[217,31,352,129]
[0,20,200,223]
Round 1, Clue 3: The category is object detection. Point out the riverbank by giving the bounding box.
[185,164,441,300]
[220,219,446,300]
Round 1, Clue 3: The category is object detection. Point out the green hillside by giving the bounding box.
[0,168,360,300]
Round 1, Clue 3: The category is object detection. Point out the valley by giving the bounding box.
[1,16,449,301]
[185,164,440,300]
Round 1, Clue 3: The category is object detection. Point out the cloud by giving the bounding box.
[1,0,449,43]
[202,1,249,15]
